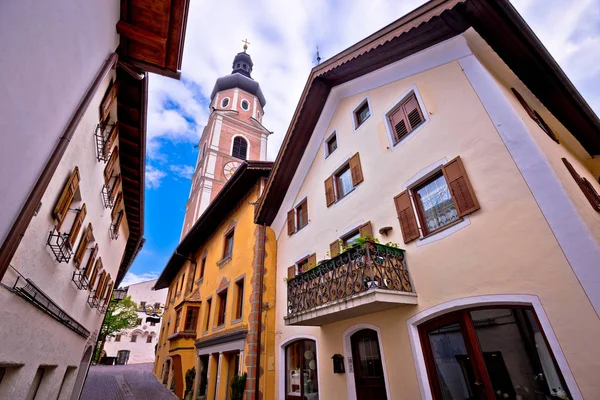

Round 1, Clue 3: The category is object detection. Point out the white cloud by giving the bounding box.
[145,165,167,189]
[169,164,195,179]
[120,271,160,288]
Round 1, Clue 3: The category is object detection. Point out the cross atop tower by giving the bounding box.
[242,39,251,52]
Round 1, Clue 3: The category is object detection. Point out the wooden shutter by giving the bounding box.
[511,88,536,119]
[100,80,119,122]
[442,156,480,217]
[84,243,98,275]
[110,174,122,203]
[67,204,87,249]
[103,122,119,159]
[287,265,296,279]
[533,111,559,143]
[104,146,119,184]
[95,271,106,298]
[53,167,80,229]
[112,192,123,221]
[287,209,295,235]
[113,211,124,235]
[300,200,308,228]
[403,94,424,131]
[104,281,114,304]
[389,93,424,144]
[349,153,364,186]
[330,240,341,257]
[394,190,420,244]
[562,158,600,211]
[74,223,93,268]
[89,257,102,291]
[325,176,335,207]
[359,221,373,238]
[389,107,408,143]
[308,253,317,270]
[99,274,111,300]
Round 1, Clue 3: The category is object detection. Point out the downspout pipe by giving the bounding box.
[0,53,119,282]
[254,223,267,400]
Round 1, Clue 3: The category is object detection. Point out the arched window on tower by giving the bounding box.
[232,136,248,160]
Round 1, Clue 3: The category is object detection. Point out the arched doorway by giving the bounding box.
[70,345,93,400]
[350,329,387,400]
[419,306,572,400]
[284,339,319,399]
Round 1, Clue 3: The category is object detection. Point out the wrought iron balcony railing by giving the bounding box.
[287,242,415,322]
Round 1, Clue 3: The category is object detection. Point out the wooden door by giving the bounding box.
[351,329,387,400]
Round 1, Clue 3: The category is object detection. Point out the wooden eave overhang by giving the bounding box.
[255,0,600,226]
[115,67,147,287]
[154,161,274,290]
[118,0,190,79]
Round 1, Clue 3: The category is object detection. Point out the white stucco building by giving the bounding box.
[0,1,189,399]
[104,279,168,365]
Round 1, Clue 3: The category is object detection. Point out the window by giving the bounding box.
[354,100,371,128]
[216,289,228,327]
[342,229,361,247]
[175,309,182,333]
[140,301,146,311]
[285,340,319,399]
[185,307,199,331]
[199,255,206,280]
[179,273,186,294]
[562,158,600,211]
[288,199,308,235]
[136,318,142,326]
[325,153,363,207]
[325,133,337,157]
[231,137,248,160]
[241,100,250,111]
[288,254,316,278]
[331,222,373,256]
[26,367,46,400]
[150,321,156,327]
[388,92,425,145]
[420,307,571,400]
[394,156,480,243]
[223,229,234,259]
[233,279,244,320]
[204,298,212,332]
[115,334,121,342]
[131,334,137,342]
[511,88,559,143]
[154,302,161,310]
[146,336,153,343]
[221,98,230,108]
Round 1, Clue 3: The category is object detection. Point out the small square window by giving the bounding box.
[136,318,142,326]
[115,334,121,342]
[296,258,310,275]
[131,334,137,343]
[146,336,152,343]
[388,92,425,145]
[326,133,337,156]
[413,172,459,235]
[354,101,371,128]
[335,165,354,200]
[234,279,244,320]
[341,229,361,247]
[295,200,308,231]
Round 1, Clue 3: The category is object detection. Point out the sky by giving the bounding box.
[120,0,600,287]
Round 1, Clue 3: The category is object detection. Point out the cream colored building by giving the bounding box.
[255,1,600,399]
[0,1,189,399]
[104,279,168,365]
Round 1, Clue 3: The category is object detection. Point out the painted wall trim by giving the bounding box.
[406,294,583,400]
[459,55,600,317]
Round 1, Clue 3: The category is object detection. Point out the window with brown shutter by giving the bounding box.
[67,204,87,249]
[359,221,373,238]
[393,190,420,244]
[103,122,119,160]
[110,174,122,203]
[104,146,119,184]
[287,265,296,279]
[441,156,480,217]
[95,271,106,297]
[354,100,371,128]
[104,281,114,304]
[111,211,124,239]
[325,176,335,207]
[511,88,559,143]
[112,192,123,221]
[349,153,363,186]
[88,257,101,291]
[100,80,119,122]
[287,209,295,235]
[388,92,425,145]
[295,199,308,231]
[562,157,600,211]
[74,223,93,268]
[54,167,80,229]
[308,253,316,270]
[330,240,341,257]
[84,243,98,275]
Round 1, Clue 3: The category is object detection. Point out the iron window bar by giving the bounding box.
[100,182,115,209]
[71,269,90,290]
[94,122,115,163]
[46,228,73,263]
[109,211,122,240]
[12,276,90,338]
[97,298,108,314]
[87,291,100,308]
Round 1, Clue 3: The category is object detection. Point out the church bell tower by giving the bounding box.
[181,44,270,237]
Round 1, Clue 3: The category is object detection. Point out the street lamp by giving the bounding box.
[113,287,128,301]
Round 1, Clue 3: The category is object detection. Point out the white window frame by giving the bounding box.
[220,97,231,108]
[240,99,250,111]
[351,96,373,131]
[383,85,430,150]
[229,134,251,160]
[323,130,338,158]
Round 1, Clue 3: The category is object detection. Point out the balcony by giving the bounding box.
[285,242,417,326]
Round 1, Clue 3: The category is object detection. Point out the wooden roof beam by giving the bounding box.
[117,21,167,48]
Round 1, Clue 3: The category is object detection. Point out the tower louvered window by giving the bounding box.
[231,136,248,160]
[389,93,425,145]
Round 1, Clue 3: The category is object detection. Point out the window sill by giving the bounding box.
[388,120,428,152]
[333,186,357,207]
[354,115,371,131]
[416,216,470,247]
[196,277,204,286]
[213,324,226,332]
[217,256,232,267]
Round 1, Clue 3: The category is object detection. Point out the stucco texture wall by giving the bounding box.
[273,57,600,399]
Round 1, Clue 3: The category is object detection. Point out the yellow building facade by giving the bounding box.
[154,161,276,400]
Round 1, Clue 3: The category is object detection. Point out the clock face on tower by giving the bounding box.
[223,161,241,180]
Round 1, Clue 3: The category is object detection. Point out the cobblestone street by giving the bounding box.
[81,363,176,400]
